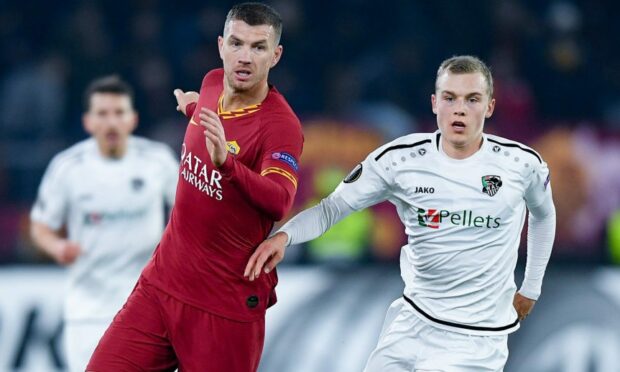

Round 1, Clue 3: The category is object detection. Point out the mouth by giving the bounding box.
[105,132,120,143]
[234,69,252,82]
[451,121,466,132]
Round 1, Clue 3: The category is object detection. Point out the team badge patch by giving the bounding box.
[481,175,502,197]
[131,178,144,191]
[343,163,363,183]
[272,152,299,171]
[226,141,240,155]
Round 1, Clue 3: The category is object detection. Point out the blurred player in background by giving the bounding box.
[246,55,556,371]
[89,3,303,371]
[29,75,179,372]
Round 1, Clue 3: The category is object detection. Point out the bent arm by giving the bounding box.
[30,221,81,265]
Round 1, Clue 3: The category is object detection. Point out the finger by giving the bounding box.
[173,89,183,97]
[203,123,226,143]
[263,254,282,274]
[205,130,224,147]
[253,250,273,280]
[244,254,258,277]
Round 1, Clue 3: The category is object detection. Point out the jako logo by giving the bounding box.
[415,186,434,194]
[417,208,501,229]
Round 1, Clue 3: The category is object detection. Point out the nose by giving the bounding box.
[454,98,466,116]
[238,46,251,64]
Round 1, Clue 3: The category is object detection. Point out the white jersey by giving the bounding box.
[31,136,179,321]
[333,131,552,335]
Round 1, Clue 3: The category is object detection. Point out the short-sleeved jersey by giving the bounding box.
[334,131,551,335]
[142,69,304,321]
[31,136,179,321]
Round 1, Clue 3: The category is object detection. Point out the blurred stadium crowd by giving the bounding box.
[0,0,619,264]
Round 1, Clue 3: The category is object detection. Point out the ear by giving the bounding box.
[431,94,438,115]
[271,45,283,68]
[485,97,496,118]
[82,112,94,135]
[218,36,224,60]
[130,111,139,132]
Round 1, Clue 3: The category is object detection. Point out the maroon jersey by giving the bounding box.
[142,69,303,321]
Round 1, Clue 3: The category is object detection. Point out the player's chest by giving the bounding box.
[393,161,526,211]
[67,161,160,212]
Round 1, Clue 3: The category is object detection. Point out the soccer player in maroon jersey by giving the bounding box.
[88,3,303,371]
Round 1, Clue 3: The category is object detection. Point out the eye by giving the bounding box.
[231,40,241,47]
[443,96,454,102]
[469,97,479,103]
[255,45,266,51]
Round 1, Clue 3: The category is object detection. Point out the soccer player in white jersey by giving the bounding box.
[245,55,556,371]
[29,75,179,372]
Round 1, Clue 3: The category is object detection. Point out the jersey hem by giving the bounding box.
[143,276,267,323]
[403,295,520,336]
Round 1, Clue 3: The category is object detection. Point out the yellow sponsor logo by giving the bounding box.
[226,141,240,155]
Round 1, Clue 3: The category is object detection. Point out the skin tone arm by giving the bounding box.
[173,89,199,116]
[30,221,81,265]
[244,231,288,281]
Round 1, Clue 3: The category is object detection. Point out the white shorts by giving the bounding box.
[64,319,111,372]
[364,298,509,372]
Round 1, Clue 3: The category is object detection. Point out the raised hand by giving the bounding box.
[173,89,199,116]
[199,107,228,167]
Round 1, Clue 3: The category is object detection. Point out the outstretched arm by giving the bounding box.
[173,89,199,117]
[244,193,355,281]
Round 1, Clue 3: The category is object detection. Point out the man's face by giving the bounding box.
[218,20,282,93]
[432,71,495,150]
[83,93,137,158]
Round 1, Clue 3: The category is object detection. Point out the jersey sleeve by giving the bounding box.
[524,159,552,209]
[30,156,70,230]
[217,114,303,221]
[259,114,303,191]
[333,145,392,211]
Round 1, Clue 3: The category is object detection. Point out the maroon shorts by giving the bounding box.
[87,278,265,372]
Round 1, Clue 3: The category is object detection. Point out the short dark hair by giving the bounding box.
[83,75,134,111]
[436,55,494,97]
[225,2,283,44]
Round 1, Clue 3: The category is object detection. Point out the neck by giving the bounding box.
[98,143,127,159]
[222,81,269,112]
[441,135,483,160]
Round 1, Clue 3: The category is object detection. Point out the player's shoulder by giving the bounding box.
[201,68,225,89]
[485,133,543,164]
[130,136,178,162]
[262,87,300,123]
[259,92,302,138]
[47,138,95,173]
[371,132,436,162]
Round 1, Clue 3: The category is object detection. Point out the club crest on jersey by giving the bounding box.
[226,141,240,155]
[344,163,363,183]
[481,175,502,197]
[131,178,144,191]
